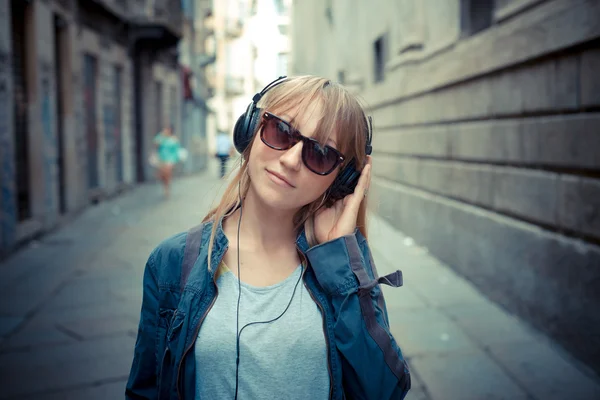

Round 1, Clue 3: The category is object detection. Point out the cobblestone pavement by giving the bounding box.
[1,164,599,400]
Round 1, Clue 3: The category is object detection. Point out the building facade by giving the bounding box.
[291,0,600,374]
[206,0,250,152]
[205,0,291,157]
[179,0,215,174]
[0,0,185,256]
[246,0,291,102]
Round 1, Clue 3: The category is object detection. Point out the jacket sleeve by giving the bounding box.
[305,229,411,400]
[126,251,160,400]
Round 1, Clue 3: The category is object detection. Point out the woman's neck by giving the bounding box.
[224,188,298,253]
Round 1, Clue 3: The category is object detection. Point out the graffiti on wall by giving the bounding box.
[103,103,115,179]
[72,72,87,176]
[40,60,56,217]
[103,62,116,189]
[0,50,16,249]
[83,55,99,189]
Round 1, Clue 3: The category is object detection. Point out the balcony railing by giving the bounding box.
[129,0,183,39]
[225,76,244,97]
[198,53,216,68]
[205,65,217,98]
[199,72,216,99]
[85,0,129,20]
[225,76,245,97]
[225,19,243,38]
[203,13,215,36]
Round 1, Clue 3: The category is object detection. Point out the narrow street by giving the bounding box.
[0,163,599,400]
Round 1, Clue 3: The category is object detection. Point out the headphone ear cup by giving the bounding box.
[233,104,263,154]
[325,159,361,207]
[247,107,263,142]
[233,113,248,154]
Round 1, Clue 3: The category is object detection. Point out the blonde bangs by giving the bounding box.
[260,77,368,168]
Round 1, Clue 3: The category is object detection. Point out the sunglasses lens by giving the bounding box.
[263,117,295,149]
[304,143,339,174]
[262,113,342,175]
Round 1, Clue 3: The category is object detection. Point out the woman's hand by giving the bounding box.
[314,156,372,244]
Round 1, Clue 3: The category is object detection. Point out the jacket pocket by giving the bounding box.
[156,309,175,367]
[167,311,185,342]
[156,309,186,399]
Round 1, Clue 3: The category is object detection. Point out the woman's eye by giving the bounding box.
[277,123,289,134]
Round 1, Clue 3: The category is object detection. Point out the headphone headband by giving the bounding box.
[366,116,373,156]
[252,76,288,104]
[252,75,373,153]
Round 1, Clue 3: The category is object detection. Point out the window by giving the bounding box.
[11,0,32,219]
[155,81,163,132]
[170,86,177,128]
[277,52,288,77]
[325,2,333,25]
[373,35,388,83]
[278,24,288,36]
[274,0,286,15]
[461,0,494,36]
[181,0,194,18]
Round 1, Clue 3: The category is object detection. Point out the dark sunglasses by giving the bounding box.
[260,112,345,175]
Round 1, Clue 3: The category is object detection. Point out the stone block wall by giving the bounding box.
[292,0,600,373]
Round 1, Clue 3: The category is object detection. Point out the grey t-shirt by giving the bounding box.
[194,263,330,399]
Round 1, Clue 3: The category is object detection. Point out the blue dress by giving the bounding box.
[154,133,181,165]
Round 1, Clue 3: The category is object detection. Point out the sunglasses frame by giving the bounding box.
[259,112,346,176]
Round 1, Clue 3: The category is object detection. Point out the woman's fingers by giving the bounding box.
[335,156,372,234]
[349,156,372,211]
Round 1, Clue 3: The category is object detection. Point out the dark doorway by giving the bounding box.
[114,66,123,183]
[54,14,67,214]
[373,35,387,83]
[155,80,163,134]
[461,0,494,36]
[83,53,99,190]
[133,50,145,183]
[11,0,32,221]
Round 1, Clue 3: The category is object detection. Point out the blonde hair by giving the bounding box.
[202,76,370,271]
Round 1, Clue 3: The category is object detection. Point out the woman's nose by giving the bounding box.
[279,140,303,171]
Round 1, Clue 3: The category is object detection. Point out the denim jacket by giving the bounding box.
[125,219,411,399]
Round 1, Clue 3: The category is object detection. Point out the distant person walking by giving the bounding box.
[215,131,233,178]
[153,125,181,198]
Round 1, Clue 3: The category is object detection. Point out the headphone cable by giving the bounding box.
[235,159,243,400]
[233,159,303,400]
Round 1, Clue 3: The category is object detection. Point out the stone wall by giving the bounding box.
[291,0,600,372]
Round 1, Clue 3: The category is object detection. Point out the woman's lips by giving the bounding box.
[266,169,295,188]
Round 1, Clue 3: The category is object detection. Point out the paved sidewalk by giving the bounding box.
[0,166,599,400]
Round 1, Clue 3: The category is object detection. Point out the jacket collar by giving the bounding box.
[182,217,313,309]
[295,228,310,253]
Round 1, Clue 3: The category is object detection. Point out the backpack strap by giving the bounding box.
[180,223,205,291]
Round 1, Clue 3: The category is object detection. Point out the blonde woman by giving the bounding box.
[126,76,411,399]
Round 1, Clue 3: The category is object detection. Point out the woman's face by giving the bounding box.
[247,102,341,212]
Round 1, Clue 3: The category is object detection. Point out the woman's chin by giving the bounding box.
[249,180,314,211]
[258,189,302,211]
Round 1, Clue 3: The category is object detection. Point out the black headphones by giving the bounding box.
[233,76,373,206]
